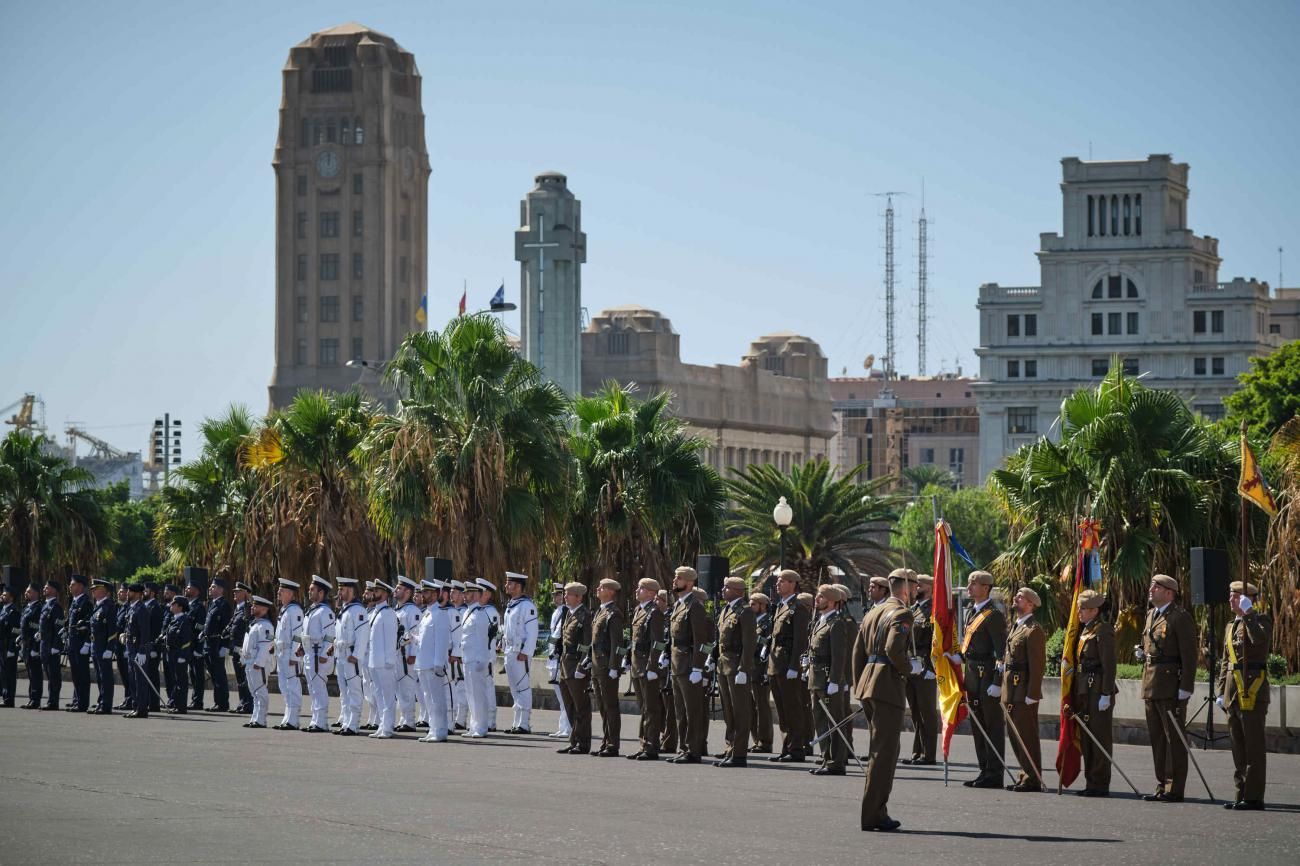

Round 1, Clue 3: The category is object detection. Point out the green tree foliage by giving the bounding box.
[900,464,958,495]
[892,483,1009,574]
[1225,340,1300,437]
[92,481,162,582]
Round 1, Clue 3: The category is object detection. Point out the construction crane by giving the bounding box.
[3,394,45,433]
[65,426,129,460]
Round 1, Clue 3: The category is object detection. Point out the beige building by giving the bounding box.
[829,375,981,490]
[268,24,429,409]
[1271,288,1300,342]
[581,306,835,475]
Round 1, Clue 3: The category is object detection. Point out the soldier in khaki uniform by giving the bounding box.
[945,570,1006,788]
[655,589,677,754]
[902,573,940,766]
[715,576,756,767]
[851,572,917,832]
[767,570,811,762]
[1070,589,1116,796]
[590,578,625,757]
[807,584,852,775]
[668,566,712,763]
[556,582,593,755]
[749,592,774,754]
[1137,573,1197,802]
[1216,580,1271,810]
[1002,587,1047,792]
[627,578,666,761]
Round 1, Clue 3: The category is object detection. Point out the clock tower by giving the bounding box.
[269,23,429,409]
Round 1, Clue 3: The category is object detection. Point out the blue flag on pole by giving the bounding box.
[490,284,505,307]
[949,534,976,569]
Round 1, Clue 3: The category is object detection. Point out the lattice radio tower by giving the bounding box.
[876,192,905,381]
[917,182,928,377]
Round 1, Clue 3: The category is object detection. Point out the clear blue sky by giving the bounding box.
[3,0,1297,454]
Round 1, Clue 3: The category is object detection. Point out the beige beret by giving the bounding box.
[1017,587,1042,607]
[598,578,621,592]
[869,576,889,590]
[1076,589,1105,609]
[563,582,587,595]
[968,570,994,587]
[916,574,934,586]
[692,586,708,601]
[723,576,747,592]
[656,589,669,601]
[831,583,851,601]
[1151,574,1179,593]
[777,569,801,583]
[749,592,771,605]
[817,584,846,602]
[888,568,910,580]
[637,577,661,592]
[674,566,698,582]
[1229,580,1260,596]
[796,592,814,604]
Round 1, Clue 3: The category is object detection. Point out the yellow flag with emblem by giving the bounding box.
[1238,433,1277,517]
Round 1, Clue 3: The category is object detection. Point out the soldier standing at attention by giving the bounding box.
[1217,580,1271,811]
[944,570,1005,788]
[19,584,43,709]
[113,583,132,711]
[667,567,711,764]
[1002,587,1047,792]
[88,578,117,714]
[655,589,678,755]
[38,579,65,711]
[627,578,665,761]
[164,596,193,713]
[851,571,916,832]
[240,594,276,729]
[122,583,153,719]
[1136,573,1197,803]
[0,586,20,707]
[501,572,538,734]
[1070,589,1116,797]
[715,576,756,768]
[807,584,851,776]
[202,575,232,712]
[556,582,593,755]
[184,573,208,711]
[63,574,92,712]
[546,585,571,740]
[227,581,253,715]
[748,592,774,755]
[301,575,336,733]
[767,569,810,763]
[902,574,939,766]
[272,578,304,731]
[590,578,625,756]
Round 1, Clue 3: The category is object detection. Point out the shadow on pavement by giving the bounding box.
[904,830,1120,843]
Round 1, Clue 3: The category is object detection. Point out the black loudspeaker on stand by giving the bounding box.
[425,557,453,584]
[1187,547,1230,748]
[694,555,729,597]
[3,565,26,596]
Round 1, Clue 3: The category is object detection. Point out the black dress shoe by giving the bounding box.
[338,729,358,736]
[244,722,266,728]
[272,723,298,731]
[330,720,342,727]
[679,755,702,764]
[634,752,660,761]
[64,705,81,712]
[1232,801,1265,811]
[394,724,416,733]
[968,778,1001,789]
[625,751,643,760]
[39,705,58,711]
[556,746,575,754]
[716,759,747,768]
[188,701,203,710]
[863,818,901,832]
[20,702,38,709]
[592,750,619,757]
[751,745,772,754]
[776,753,806,763]
[899,757,916,765]
[811,766,846,776]
[361,723,378,731]
[1006,783,1041,793]
[912,759,937,766]
[206,706,229,713]
[303,725,328,733]
[768,753,788,763]
[1142,791,1166,801]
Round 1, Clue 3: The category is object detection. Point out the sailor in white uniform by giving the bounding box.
[548,586,572,738]
[392,575,421,732]
[240,595,275,728]
[458,582,491,737]
[366,580,398,738]
[448,580,469,730]
[415,578,452,742]
[359,581,377,730]
[477,578,501,733]
[301,575,337,733]
[332,577,365,735]
[273,578,304,730]
[502,572,539,733]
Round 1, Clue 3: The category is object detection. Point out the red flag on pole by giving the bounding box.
[1055,518,1101,789]
[458,288,467,316]
[930,520,967,758]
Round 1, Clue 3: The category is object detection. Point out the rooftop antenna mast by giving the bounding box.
[875,191,906,382]
[917,179,929,377]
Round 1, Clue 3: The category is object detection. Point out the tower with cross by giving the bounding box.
[514,171,586,395]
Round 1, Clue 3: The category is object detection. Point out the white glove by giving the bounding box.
[826,682,840,696]
[177,657,187,665]
[645,670,658,681]
[1025,696,1037,705]
[689,669,703,685]
[909,658,924,676]
[1215,695,1225,709]
[1133,647,1146,663]
[101,650,113,660]
[924,670,936,681]
[945,652,963,665]
[986,684,1002,698]
[134,653,146,665]
[574,669,587,680]
[734,671,748,686]
[219,647,229,658]
[608,668,618,680]
[1238,595,1253,613]
[658,653,669,668]
[80,645,90,655]
[786,668,798,680]
[1098,694,1111,712]
[1177,689,1192,701]
[149,651,157,658]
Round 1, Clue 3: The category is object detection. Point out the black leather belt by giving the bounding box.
[1006,662,1029,672]
[966,653,994,662]
[1146,655,1179,665]
[1232,662,1266,671]
[1081,663,1104,674]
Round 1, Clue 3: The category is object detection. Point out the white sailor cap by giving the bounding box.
[311,575,332,591]
[251,594,273,607]
[396,574,419,590]
[476,578,497,593]
[373,579,394,593]
[336,576,357,586]
[450,579,466,590]
[278,578,300,590]
[420,579,441,591]
[363,580,376,590]
[505,571,528,585]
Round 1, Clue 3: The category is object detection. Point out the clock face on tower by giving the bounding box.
[316,150,340,178]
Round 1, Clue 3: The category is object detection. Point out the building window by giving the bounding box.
[352,294,363,322]
[354,117,364,145]
[399,298,409,325]
[1098,198,1106,237]
[1091,313,1103,335]
[1194,310,1207,334]
[319,338,339,366]
[1271,323,1282,335]
[1006,359,1020,378]
[1024,314,1037,337]
[1122,357,1139,376]
[325,118,337,144]
[352,210,362,237]
[399,256,409,284]
[1087,195,1094,237]
[300,118,309,147]
[296,175,307,197]
[764,355,786,375]
[1194,357,1206,376]
[296,211,307,239]
[1006,315,1020,337]
[320,295,340,323]
[1091,358,1108,377]
[1126,312,1139,334]
[353,173,363,195]
[1127,279,1138,298]
[1108,275,1122,299]
[1008,408,1036,435]
[1110,195,1118,237]
[1123,195,1131,236]
[949,448,964,476]
[341,117,351,145]
[352,253,364,279]
[320,254,339,281]
[351,337,363,362]
[295,254,307,282]
[313,120,323,145]
[1024,359,1038,379]
[296,295,307,323]
[920,448,935,465]
[1108,312,1122,334]
[400,214,410,241]
[1211,310,1224,334]
[319,211,339,238]
[1212,356,1225,376]
[295,338,307,366]
[608,330,629,355]
[1134,194,1142,235]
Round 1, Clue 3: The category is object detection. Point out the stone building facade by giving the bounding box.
[581,306,835,476]
[269,24,429,409]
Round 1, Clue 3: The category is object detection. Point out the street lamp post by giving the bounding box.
[773,495,793,570]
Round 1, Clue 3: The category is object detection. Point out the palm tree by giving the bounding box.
[567,382,726,588]
[357,314,571,588]
[0,430,106,579]
[723,458,903,594]
[1264,413,1300,667]
[901,464,958,495]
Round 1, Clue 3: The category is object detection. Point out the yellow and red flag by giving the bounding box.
[1055,518,1101,789]
[930,519,967,758]
[1238,433,1278,517]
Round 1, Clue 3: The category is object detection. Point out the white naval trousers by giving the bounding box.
[338,657,364,731]
[247,663,269,726]
[304,653,330,729]
[368,663,397,736]
[463,658,492,735]
[504,654,532,730]
[396,662,417,728]
[417,668,450,740]
[361,664,376,725]
[549,658,570,734]
[277,655,302,726]
[452,665,468,726]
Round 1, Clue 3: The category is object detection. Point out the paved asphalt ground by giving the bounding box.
[2,694,1298,865]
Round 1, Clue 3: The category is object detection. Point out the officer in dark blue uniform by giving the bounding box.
[38,579,65,710]
[19,584,43,709]
[113,583,133,710]
[227,581,253,714]
[158,583,177,708]
[184,572,208,710]
[203,575,232,711]
[165,596,194,713]
[123,583,155,718]
[1,584,19,707]
[64,574,94,712]
[144,582,164,712]
[89,578,118,713]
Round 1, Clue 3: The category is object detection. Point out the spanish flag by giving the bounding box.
[930,520,967,758]
[1055,518,1101,789]
[1239,433,1278,517]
